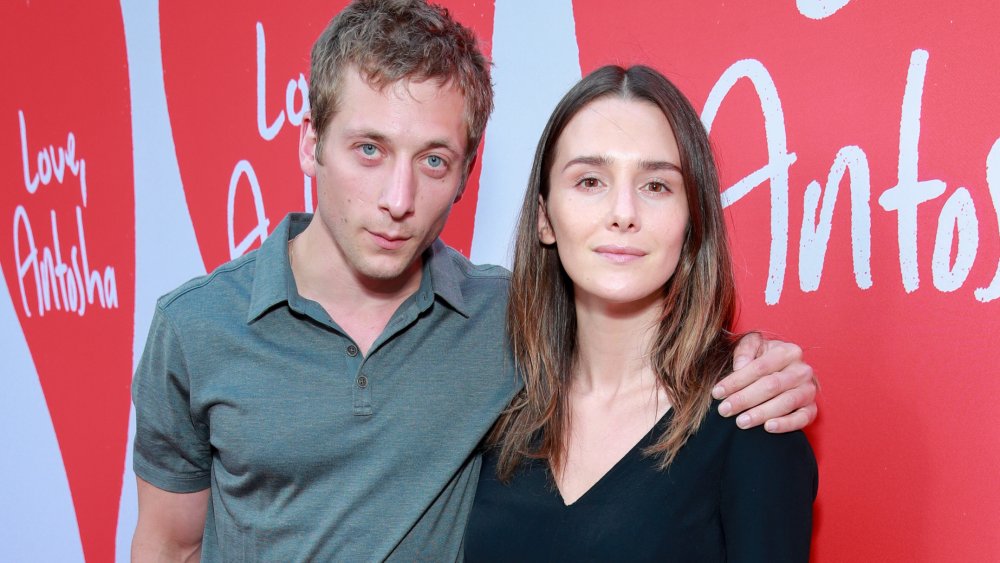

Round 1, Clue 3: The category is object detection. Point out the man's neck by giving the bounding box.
[289,224,424,355]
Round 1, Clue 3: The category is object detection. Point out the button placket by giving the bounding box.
[348,343,372,416]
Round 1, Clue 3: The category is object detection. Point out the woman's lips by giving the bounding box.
[594,245,646,263]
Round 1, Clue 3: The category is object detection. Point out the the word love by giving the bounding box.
[19,110,87,203]
[227,22,313,260]
[13,110,118,317]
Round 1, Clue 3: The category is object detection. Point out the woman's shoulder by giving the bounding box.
[700,402,818,560]
[698,399,817,476]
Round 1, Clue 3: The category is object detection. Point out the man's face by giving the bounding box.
[300,69,469,284]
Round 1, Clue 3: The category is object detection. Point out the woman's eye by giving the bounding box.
[645,181,669,193]
[360,144,378,157]
[427,155,444,168]
[577,177,601,189]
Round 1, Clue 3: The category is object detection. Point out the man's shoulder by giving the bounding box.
[431,241,510,283]
[156,250,259,316]
[428,242,512,316]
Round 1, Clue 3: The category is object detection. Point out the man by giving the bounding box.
[131,1,818,560]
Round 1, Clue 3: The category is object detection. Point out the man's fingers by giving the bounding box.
[731,331,763,371]
[723,377,817,430]
[714,337,820,433]
[720,371,792,423]
[718,362,816,418]
[763,404,818,433]
[714,340,805,401]
[713,350,770,401]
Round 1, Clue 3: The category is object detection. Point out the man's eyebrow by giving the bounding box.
[421,139,462,155]
[346,129,390,145]
[345,130,461,155]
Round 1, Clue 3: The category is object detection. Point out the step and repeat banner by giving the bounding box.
[2,1,997,561]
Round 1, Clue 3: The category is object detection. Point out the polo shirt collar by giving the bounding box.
[247,213,470,322]
[246,213,309,323]
[424,238,469,317]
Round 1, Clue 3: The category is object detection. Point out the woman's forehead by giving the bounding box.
[553,97,680,168]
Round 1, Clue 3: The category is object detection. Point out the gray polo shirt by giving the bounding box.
[133,213,520,561]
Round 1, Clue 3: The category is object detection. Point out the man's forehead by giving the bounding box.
[335,68,470,151]
[347,67,463,105]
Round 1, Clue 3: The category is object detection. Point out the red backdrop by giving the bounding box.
[1,1,997,561]
[0,2,135,561]
[574,2,1000,561]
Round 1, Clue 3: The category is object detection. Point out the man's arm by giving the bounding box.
[132,478,209,563]
[132,303,213,560]
[713,333,819,433]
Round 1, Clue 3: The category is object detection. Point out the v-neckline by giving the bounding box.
[554,407,673,507]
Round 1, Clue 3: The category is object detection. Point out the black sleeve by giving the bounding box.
[720,423,818,562]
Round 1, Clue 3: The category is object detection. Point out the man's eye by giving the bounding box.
[427,155,444,168]
[360,144,378,157]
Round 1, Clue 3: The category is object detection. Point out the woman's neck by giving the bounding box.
[571,292,665,397]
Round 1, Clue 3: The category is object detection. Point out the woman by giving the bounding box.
[464,65,817,561]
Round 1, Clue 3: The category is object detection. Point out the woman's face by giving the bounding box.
[540,97,690,310]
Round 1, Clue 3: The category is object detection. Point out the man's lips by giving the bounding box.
[594,245,647,263]
[368,230,411,250]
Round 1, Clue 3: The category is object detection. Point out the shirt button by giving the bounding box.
[356,375,368,389]
[346,344,359,357]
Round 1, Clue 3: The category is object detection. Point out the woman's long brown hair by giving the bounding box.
[490,65,739,480]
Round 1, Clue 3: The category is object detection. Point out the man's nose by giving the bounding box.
[379,160,416,219]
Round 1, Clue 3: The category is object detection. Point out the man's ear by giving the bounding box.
[537,195,556,244]
[300,112,319,177]
[453,152,479,203]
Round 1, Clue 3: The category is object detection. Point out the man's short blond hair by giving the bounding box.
[309,0,494,163]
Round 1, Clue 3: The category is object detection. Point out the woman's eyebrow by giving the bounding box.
[637,158,682,173]
[561,154,681,173]
[561,154,613,171]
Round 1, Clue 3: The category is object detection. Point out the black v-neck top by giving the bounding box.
[464,402,817,562]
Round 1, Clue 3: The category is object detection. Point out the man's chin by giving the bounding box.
[357,253,422,283]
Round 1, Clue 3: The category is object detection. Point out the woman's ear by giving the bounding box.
[537,195,556,244]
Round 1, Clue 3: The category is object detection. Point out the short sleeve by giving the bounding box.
[131,303,212,492]
[720,424,818,562]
